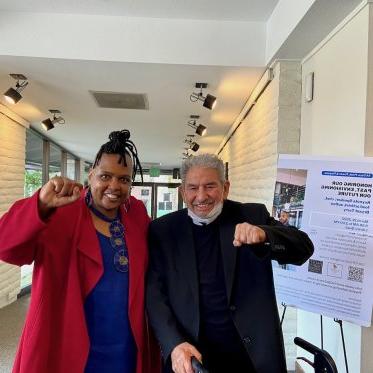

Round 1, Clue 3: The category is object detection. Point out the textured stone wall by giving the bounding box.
[0,112,26,308]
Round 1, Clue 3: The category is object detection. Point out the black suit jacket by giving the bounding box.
[146,200,314,373]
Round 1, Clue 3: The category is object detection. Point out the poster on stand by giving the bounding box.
[272,155,373,326]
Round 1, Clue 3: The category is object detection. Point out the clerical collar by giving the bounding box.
[188,202,223,226]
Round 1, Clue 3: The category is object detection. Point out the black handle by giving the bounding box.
[294,336,323,354]
[294,337,338,373]
[191,357,209,373]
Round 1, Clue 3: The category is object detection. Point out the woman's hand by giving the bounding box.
[38,177,83,220]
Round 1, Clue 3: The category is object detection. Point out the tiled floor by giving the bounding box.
[0,295,29,373]
[0,295,297,373]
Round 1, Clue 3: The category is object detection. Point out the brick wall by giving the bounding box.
[220,61,301,208]
[219,60,302,369]
[0,112,27,308]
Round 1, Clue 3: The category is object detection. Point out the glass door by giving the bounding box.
[155,185,181,218]
[131,183,153,218]
[132,182,183,219]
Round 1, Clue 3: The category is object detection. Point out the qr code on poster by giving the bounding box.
[308,259,323,274]
[348,266,364,282]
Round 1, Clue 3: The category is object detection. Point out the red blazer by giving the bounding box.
[0,191,160,373]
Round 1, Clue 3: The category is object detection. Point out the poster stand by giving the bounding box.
[280,302,287,327]
[280,303,349,372]
[333,318,349,373]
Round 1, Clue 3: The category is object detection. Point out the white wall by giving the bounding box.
[266,0,316,62]
[0,110,27,308]
[301,4,369,157]
[365,2,373,157]
[219,63,279,208]
[299,3,372,372]
[220,60,301,208]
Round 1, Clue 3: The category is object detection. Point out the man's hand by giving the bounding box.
[38,177,83,220]
[233,222,267,247]
[171,342,202,373]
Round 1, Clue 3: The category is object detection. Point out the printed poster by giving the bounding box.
[272,155,373,326]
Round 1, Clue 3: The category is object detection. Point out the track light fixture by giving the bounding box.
[184,134,200,152]
[182,149,192,159]
[187,115,207,136]
[190,82,217,110]
[3,74,28,104]
[41,109,65,131]
[190,142,200,152]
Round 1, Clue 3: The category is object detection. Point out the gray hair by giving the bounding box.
[181,153,225,184]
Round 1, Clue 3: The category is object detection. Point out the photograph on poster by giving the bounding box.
[272,168,308,229]
[272,168,308,271]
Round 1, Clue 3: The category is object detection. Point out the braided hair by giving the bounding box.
[93,129,143,182]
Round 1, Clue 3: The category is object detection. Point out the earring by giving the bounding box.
[85,187,92,207]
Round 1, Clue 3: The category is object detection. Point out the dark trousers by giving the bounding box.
[199,339,256,373]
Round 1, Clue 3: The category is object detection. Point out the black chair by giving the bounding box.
[294,337,338,373]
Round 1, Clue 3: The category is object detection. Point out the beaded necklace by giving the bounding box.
[86,190,129,273]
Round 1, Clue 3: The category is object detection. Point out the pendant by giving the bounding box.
[114,250,129,272]
[110,220,125,237]
[110,236,125,248]
[119,255,128,266]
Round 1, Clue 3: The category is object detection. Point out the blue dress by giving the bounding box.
[84,231,137,373]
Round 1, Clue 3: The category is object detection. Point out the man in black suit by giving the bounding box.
[146,154,314,373]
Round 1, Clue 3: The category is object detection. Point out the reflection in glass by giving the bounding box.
[131,186,152,217]
[66,154,76,180]
[23,129,45,288]
[156,186,178,218]
[49,143,61,179]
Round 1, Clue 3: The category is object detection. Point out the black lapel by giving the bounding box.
[219,201,238,302]
[175,211,199,307]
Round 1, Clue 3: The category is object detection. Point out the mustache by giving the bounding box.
[192,200,213,206]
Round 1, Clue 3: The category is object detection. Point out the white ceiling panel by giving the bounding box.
[0,0,279,21]
[0,56,264,168]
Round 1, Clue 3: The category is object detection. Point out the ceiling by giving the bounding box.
[0,0,279,21]
[0,56,264,168]
[0,0,363,169]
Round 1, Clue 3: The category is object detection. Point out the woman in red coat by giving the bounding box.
[0,130,160,373]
